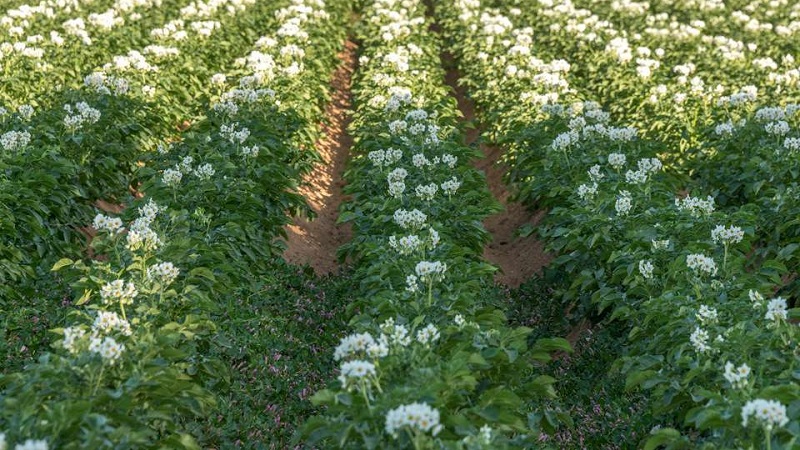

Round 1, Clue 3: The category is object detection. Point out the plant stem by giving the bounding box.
[92,365,106,397]
[360,382,371,411]
[766,427,772,450]
[723,243,729,275]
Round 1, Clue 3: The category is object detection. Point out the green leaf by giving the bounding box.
[626,370,658,390]
[531,337,572,354]
[189,267,216,282]
[310,389,336,406]
[643,428,681,450]
[777,243,799,260]
[75,289,93,306]
[51,258,74,271]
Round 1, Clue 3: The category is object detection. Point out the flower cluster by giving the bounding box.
[711,225,744,245]
[723,362,750,390]
[0,130,32,152]
[741,399,789,429]
[765,297,788,322]
[219,122,251,144]
[415,260,447,283]
[100,279,138,306]
[64,102,100,132]
[615,190,632,216]
[385,403,443,438]
[686,254,718,277]
[92,214,123,234]
[676,195,716,216]
[146,262,180,286]
[338,360,377,389]
[393,208,427,230]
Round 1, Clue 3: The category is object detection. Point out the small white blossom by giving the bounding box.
[334,333,376,361]
[651,239,670,251]
[92,311,132,336]
[577,182,598,201]
[388,181,406,198]
[90,336,125,364]
[552,131,579,151]
[690,326,711,353]
[783,137,800,153]
[13,439,48,450]
[368,150,387,167]
[639,260,654,279]
[765,297,788,321]
[412,153,431,168]
[389,235,422,255]
[406,274,420,293]
[17,104,34,120]
[100,280,138,305]
[440,177,461,196]
[219,123,250,144]
[388,120,407,135]
[587,165,604,182]
[367,341,389,359]
[711,225,744,245]
[625,169,648,185]
[388,168,408,183]
[137,199,162,222]
[380,318,412,347]
[241,145,259,158]
[615,191,633,216]
[415,324,440,347]
[723,361,750,389]
[676,195,715,216]
[385,403,443,438]
[637,158,662,174]
[749,290,765,305]
[686,254,718,277]
[63,102,101,131]
[338,360,376,388]
[62,327,86,354]
[441,153,457,168]
[193,163,215,180]
[741,399,789,429]
[0,130,32,152]
[415,261,447,283]
[608,153,627,170]
[715,121,736,136]
[696,305,718,324]
[162,168,183,187]
[415,183,438,201]
[125,227,161,252]
[93,214,123,234]
[146,262,179,286]
[764,121,790,136]
[211,73,227,85]
[394,209,427,230]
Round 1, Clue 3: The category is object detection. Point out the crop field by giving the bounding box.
[0,0,798,448]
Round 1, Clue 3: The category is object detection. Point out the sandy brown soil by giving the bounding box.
[283,40,356,275]
[94,199,125,214]
[443,55,551,287]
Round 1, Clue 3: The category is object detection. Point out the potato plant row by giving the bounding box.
[0,0,305,302]
[0,0,347,447]
[436,0,799,448]
[300,0,570,448]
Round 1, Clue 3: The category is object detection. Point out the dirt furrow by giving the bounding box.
[283,40,357,275]
[442,55,551,287]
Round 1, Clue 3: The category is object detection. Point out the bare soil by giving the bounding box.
[443,56,551,287]
[283,40,357,275]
